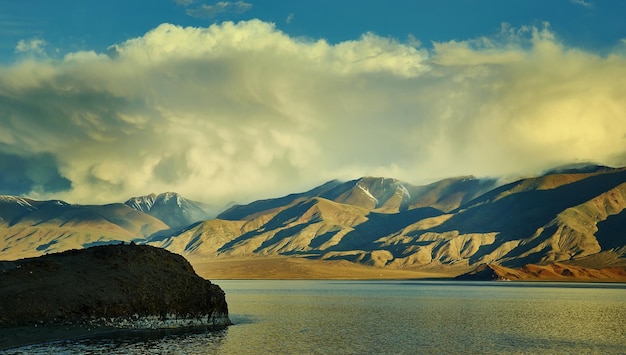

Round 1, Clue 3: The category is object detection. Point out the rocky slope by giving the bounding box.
[152,167,626,274]
[0,244,231,329]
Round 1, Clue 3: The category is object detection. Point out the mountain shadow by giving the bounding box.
[254,224,309,253]
[595,209,626,251]
[328,207,443,251]
[431,169,626,240]
[259,199,321,231]
[495,225,560,268]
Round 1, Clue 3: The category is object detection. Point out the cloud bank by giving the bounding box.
[1,20,625,205]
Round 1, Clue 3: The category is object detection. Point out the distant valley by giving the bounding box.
[2,165,626,280]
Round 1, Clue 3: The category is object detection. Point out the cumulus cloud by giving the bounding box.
[0,20,625,205]
[15,38,47,55]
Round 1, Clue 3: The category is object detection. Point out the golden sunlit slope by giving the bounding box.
[153,197,376,258]
[148,219,247,256]
[374,168,626,270]
[175,167,626,276]
[0,197,168,260]
[188,255,451,280]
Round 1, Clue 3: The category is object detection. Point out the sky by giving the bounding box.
[1,0,626,206]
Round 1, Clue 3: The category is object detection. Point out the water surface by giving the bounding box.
[8,281,626,354]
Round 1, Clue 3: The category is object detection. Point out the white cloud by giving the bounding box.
[1,20,625,206]
[571,0,593,8]
[15,38,47,55]
[185,1,252,19]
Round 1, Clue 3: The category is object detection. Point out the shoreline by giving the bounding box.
[187,255,626,283]
[3,279,624,351]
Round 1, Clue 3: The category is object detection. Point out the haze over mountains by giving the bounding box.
[2,164,626,278]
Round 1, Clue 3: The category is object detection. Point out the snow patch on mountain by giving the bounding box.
[125,193,157,213]
[156,193,196,213]
[357,183,378,203]
[0,196,38,212]
[124,192,213,229]
[397,185,411,199]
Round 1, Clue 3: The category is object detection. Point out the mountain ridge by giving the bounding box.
[2,166,626,279]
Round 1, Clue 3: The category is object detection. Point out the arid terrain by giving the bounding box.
[2,164,626,281]
[188,255,451,280]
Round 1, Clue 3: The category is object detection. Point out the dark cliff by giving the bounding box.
[0,244,231,328]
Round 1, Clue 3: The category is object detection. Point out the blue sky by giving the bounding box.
[2,0,625,60]
[1,1,626,204]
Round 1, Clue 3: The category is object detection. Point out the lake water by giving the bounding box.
[7,280,626,354]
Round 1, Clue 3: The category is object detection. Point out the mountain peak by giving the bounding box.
[358,176,400,183]
[124,192,212,229]
[155,192,184,208]
[124,193,157,213]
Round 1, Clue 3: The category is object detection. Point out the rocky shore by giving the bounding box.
[0,244,231,350]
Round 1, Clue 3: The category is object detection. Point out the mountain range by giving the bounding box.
[2,165,626,279]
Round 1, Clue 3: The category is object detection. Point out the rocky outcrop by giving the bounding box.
[454,264,514,281]
[0,244,231,329]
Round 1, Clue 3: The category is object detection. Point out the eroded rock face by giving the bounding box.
[0,244,231,329]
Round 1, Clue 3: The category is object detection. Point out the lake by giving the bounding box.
[7,280,626,354]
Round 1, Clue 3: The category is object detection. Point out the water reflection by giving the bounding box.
[7,327,228,354]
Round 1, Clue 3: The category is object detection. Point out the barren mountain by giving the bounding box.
[0,197,168,260]
[219,176,497,219]
[3,166,626,279]
[156,167,626,275]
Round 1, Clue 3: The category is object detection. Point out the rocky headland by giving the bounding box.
[0,244,231,350]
